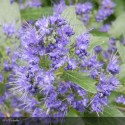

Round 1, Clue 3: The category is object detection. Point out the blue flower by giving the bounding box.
[91,94,108,112]
[76,2,93,25]
[94,46,102,54]
[53,0,66,16]
[116,95,125,105]
[76,33,90,59]
[0,72,4,83]
[107,56,120,75]
[96,0,115,22]
[3,23,15,37]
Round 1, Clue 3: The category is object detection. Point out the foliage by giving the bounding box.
[0,0,125,123]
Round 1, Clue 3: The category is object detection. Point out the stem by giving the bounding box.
[55,72,63,76]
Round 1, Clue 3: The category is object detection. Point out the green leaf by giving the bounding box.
[89,35,109,52]
[61,6,86,46]
[0,0,21,27]
[102,106,124,117]
[114,0,125,17]
[117,64,125,84]
[63,71,97,93]
[21,7,53,20]
[67,109,78,117]
[116,41,125,63]
[108,13,125,38]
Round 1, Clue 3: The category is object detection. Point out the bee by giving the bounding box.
[95,75,100,81]
[95,72,101,83]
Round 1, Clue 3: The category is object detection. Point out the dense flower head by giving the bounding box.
[76,33,90,59]
[11,65,88,116]
[19,16,75,70]
[4,61,13,72]
[108,37,117,53]
[96,0,115,22]
[9,14,91,118]
[94,45,103,54]
[3,23,15,37]
[107,56,120,75]
[53,0,66,16]
[0,112,5,117]
[91,73,119,112]
[76,2,93,25]
[76,2,93,15]
[91,94,108,112]
[82,56,103,69]
[6,5,122,119]
[116,95,125,105]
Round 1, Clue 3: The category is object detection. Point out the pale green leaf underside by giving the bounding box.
[108,13,125,38]
[117,63,125,84]
[89,35,109,52]
[116,41,125,63]
[0,0,21,28]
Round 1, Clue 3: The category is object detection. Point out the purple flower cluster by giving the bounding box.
[78,44,120,113]
[107,56,120,75]
[79,41,120,113]
[107,37,117,53]
[53,0,66,16]
[3,24,15,37]
[7,10,121,118]
[76,33,90,59]
[11,64,88,117]
[94,45,103,54]
[20,16,75,70]
[91,74,119,112]
[96,0,115,22]
[76,2,93,25]
[9,15,91,118]
[116,95,125,105]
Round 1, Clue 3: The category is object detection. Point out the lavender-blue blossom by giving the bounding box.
[76,33,90,59]
[76,2,93,25]
[107,56,120,75]
[116,95,125,105]
[96,0,115,22]
[3,24,15,37]
[0,72,3,83]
